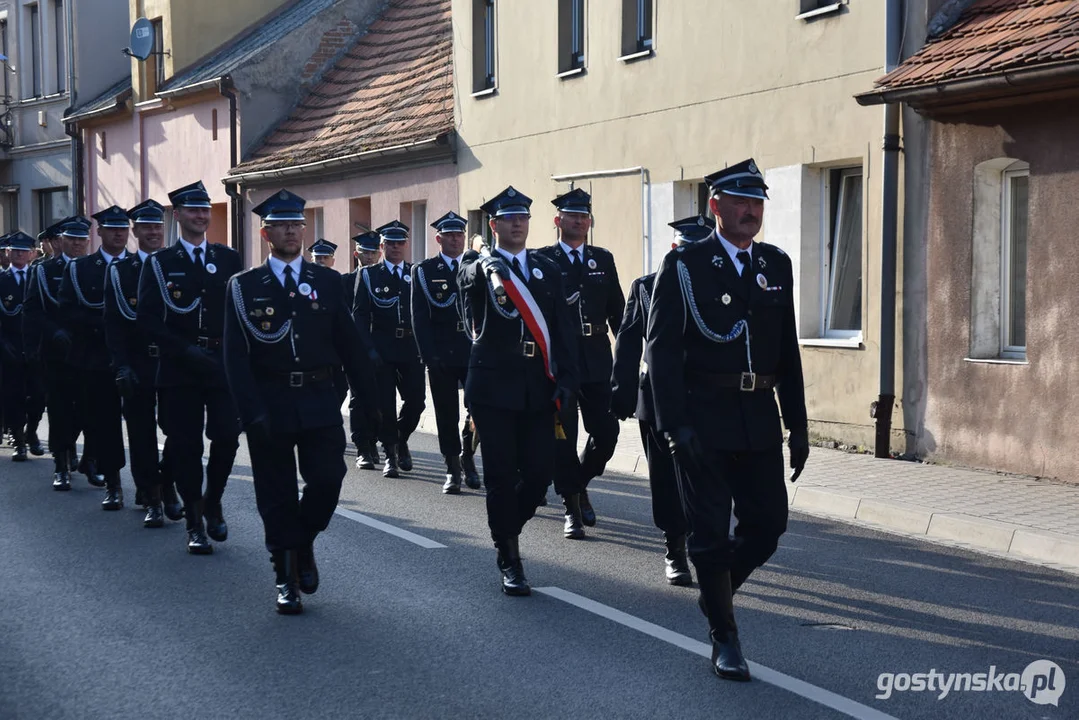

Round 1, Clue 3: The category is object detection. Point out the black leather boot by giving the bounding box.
[203,500,228,542]
[579,489,597,527]
[398,441,413,472]
[442,455,463,494]
[185,502,213,555]
[460,449,481,489]
[101,474,124,511]
[26,430,44,456]
[298,543,319,594]
[699,568,750,681]
[664,533,693,586]
[562,494,586,540]
[382,446,400,478]
[162,483,184,521]
[84,458,106,488]
[356,447,378,470]
[271,550,303,615]
[52,471,72,491]
[11,429,27,462]
[143,487,165,528]
[494,537,530,596]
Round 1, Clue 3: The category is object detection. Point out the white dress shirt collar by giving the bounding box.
[268,254,304,287]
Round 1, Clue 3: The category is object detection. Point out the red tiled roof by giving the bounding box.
[232,0,453,176]
[871,0,1079,93]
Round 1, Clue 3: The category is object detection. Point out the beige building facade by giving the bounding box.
[451,0,934,451]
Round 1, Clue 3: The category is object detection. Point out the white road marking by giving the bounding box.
[536,587,899,720]
[334,508,446,549]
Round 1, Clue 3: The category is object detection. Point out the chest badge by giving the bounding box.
[129,298,137,307]
[266,307,275,317]
[757,273,768,289]
[758,257,767,269]
[497,295,507,305]
[532,267,543,280]
[172,290,182,299]
[403,274,411,284]
[252,309,263,318]
[298,282,312,297]
[587,258,597,270]
[712,255,724,268]
[261,321,272,331]
[311,302,320,310]
[721,293,731,305]
[206,263,217,274]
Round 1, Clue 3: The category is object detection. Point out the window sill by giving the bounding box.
[796,3,844,20]
[15,92,68,107]
[617,49,653,63]
[470,87,497,99]
[557,67,586,80]
[799,336,863,349]
[963,357,1029,366]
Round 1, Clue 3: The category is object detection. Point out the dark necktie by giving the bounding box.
[736,250,753,291]
[571,249,580,264]
[448,259,457,274]
[192,246,206,283]
[511,256,527,283]
[283,264,299,296]
[568,248,583,288]
[15,269,24,288]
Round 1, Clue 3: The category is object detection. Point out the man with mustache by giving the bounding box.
[647,159,809,682]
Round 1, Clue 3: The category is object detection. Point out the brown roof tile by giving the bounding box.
[233,0,453,175]
[872,0,1079,92]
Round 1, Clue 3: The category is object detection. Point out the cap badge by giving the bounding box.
[507,188,516,197]
[278,191,288,199]
[532,267,543,280]
[748,160,758,174]
[697,217,706,226]
[721,293,731,305]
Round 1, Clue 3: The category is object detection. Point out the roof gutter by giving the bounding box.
[223,136,449,185]
[156,76,226,100]
[64,89,132,124]
[856,61,1079,108]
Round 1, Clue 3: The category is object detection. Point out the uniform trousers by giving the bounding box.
[79,368,126,474]
[122,380,163,494]
[427,364,472,460]
[640,419,687,538]
[348,379,377,450]
[672,444,788,591]
[247,422,347,552]
[374,359,425,450]
[158,385,240,519]
[1,358,44,438]
[45,361,82,469]
[552,380,619,496]
[471,403,554,541]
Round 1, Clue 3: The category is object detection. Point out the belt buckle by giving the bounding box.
[147,344,160,358]
[581,322,593,336]
[740,372,756,392]
[197,336,210,349]
[522,341,536,358]
[455,320,466,332]
[289,371,304,388]
[395,328,405,338]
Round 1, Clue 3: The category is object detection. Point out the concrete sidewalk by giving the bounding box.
[405,397,1079,575]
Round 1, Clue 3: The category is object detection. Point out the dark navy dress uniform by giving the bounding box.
[137,181,242,551]
[351,221,425,476]
[344,230,382,466]
[23,228,83,481]
[103,199,179,525]
[58,209,131,507]
[646,160,808,680]
[224,190,377,614]
[0,233,44,460]
[611,215,714,586]
[536,189,624,527]
[457,186,579,595]
[411,211,478,492]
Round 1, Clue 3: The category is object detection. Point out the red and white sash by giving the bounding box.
[499,269,554,385]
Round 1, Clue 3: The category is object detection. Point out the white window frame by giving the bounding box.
[820,166,863,339]
[1000,164,1029,359]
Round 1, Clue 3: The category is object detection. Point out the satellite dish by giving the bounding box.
[124,18,154,61]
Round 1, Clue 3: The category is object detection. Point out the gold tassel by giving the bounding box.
[554,412,566,440]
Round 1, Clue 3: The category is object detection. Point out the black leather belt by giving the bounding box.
[394,327,414,339]
[263,367,334,388]
[689,371,776,392]
[455,320,466,332]
[580,323,594,336]
[474,340,539,358]
[196,336,222,349]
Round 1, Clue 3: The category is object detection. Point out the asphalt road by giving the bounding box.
[1,428,1076,720]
